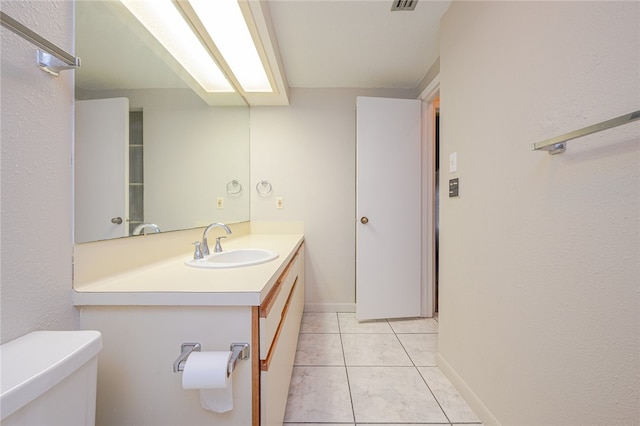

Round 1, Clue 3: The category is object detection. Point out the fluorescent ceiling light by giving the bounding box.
[119,0,234,93]
[190,0,273,93]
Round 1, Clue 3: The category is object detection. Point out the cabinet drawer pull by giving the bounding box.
[260,250,299,318]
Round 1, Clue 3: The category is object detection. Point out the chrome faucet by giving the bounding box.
[132,223,161,235]
[202,222,232,255]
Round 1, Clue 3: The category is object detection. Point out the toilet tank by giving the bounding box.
[0,330,102,426]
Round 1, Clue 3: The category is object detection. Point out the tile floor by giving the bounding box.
[284,312,482,426]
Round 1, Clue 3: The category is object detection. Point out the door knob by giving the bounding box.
[111,217,123,225]
[360,216,369,224]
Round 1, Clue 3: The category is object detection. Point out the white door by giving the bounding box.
[356,96,422,321]
[74,98,129,243]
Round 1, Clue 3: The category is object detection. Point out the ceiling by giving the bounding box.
[267,0,450,90]
[75,0,451,105]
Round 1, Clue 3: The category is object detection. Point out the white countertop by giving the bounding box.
[72,234,304,307]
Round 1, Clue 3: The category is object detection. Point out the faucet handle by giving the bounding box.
[214,236,227,253]
[192,241,204,260]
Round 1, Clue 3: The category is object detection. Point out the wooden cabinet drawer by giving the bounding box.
[259,272,304,425]
[259,250,300,359]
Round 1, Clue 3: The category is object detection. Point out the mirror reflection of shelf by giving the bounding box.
[129,111,144,235]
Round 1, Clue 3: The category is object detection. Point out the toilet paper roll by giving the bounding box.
[182,351,233,413]
[182,351,232,389]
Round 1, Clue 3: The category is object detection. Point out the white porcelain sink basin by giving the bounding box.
[185,249,279,269]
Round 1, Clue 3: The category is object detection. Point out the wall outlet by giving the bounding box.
[276,197,284,209]
[216,197,224,209]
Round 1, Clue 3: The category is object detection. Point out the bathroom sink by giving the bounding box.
[185,249,279,269]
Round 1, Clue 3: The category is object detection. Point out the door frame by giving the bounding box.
[420,74,440,317]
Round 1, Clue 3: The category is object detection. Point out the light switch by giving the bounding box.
[276,197,284,209]
[216,197,224,209]
[449,152,458,173]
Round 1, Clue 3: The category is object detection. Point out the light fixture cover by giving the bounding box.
[190,0,273,93]
[119,0,234,93]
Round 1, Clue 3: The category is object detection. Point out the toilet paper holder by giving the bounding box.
[173,342,250,377]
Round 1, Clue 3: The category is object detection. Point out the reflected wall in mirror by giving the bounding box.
[74,0,250,244]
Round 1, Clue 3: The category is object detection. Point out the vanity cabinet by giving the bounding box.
[256,248,304,425]
[76,237,304,426]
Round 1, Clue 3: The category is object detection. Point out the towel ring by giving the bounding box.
[226,180,242,195]
[256,180,272,196]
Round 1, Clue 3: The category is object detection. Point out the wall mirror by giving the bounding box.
[74,0,250,244]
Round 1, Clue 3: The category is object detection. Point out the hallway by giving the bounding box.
[283,313,482,425]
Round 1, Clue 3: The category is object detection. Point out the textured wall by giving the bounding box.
[1,1,77,343]
[438,2,639,424]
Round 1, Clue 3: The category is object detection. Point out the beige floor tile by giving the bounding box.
[289,312,482,426]
[284,366,354,423]
[388,317,439,333]
[338,312,394,333]
[348,366,448,423]
[397,333,438,366]
[300,312,340,333]
[419,366,481,423]
[342,334,413,366]
[294,333,344,366]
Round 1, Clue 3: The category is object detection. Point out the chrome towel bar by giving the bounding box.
[1,11,80,75]
[532,110,640,155]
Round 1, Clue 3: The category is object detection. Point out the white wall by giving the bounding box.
[438,2,639,425]
[250,88,414,311]
[138,90,250,229]
[0,1,77,343]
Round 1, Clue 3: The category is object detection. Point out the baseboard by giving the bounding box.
[304,303,355,313]
[437,353,501,426]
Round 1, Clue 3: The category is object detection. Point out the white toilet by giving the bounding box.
[0,330,102,426]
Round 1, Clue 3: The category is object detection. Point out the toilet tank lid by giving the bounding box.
[0,330,102,421]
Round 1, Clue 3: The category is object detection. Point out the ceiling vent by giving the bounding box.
[391,0,417,11]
